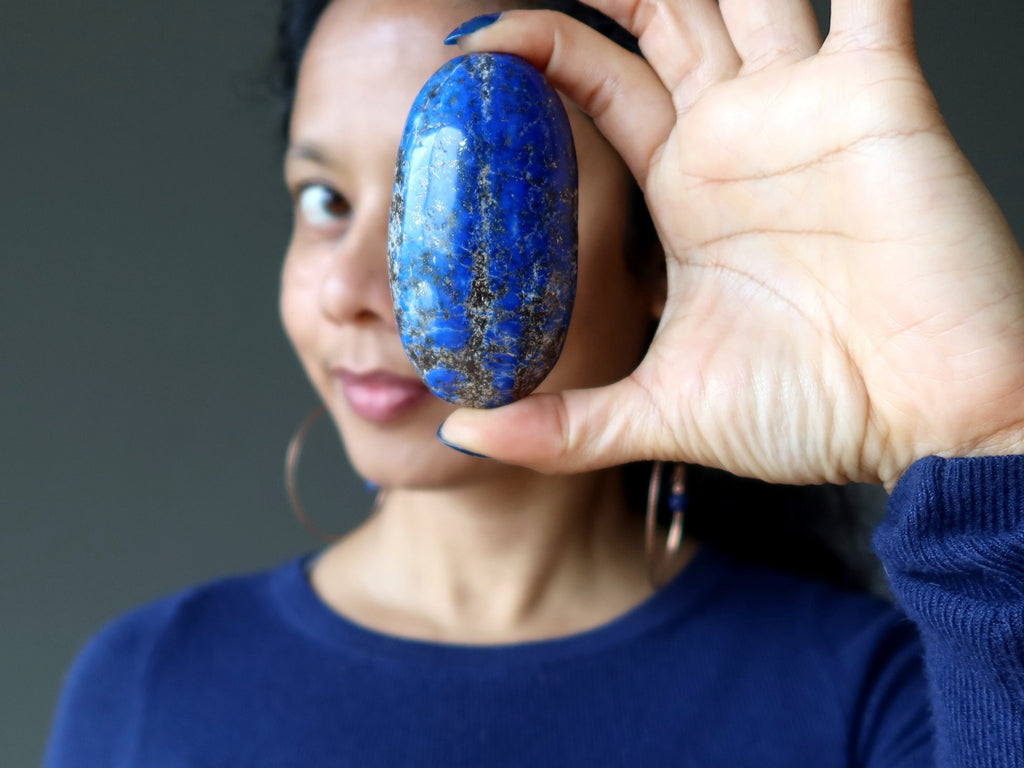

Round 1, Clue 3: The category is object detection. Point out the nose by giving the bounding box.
[319,203,394,326]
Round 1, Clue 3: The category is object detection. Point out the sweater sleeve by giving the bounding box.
[873,455,1024,768]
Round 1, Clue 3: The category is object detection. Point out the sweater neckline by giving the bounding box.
[270,544,725,674]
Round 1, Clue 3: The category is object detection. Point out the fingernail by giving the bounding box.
[363,478,380,492]
[437,423,491,459]
[444,12,501,45]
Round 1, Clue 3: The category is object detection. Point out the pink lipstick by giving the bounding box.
[332,369,430,423]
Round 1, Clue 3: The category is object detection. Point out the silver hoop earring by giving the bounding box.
[285,406,384,541]
[645,462,687,589]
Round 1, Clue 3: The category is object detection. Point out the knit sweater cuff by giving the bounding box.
[874,455,1024,768]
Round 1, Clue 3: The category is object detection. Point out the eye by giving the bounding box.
[296,183,350,228]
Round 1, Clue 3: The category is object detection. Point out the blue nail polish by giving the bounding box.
[444,12,501,45]
[363,478,380,493]
[436,425,491,459]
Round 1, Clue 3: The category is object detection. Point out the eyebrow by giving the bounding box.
[286,141,333,167]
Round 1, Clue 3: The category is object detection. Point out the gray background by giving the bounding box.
[3,1,1022,764]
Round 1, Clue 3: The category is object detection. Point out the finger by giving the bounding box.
[718,0,823,72]
[437,376,667,473]
[582,0,743,113]
[453,10,674,185]
[826,0,915,52]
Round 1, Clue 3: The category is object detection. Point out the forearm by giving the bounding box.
[874,455,1024,768]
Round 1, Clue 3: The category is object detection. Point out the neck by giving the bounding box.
[312,467,661,644]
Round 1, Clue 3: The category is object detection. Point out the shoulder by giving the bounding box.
[44,558,300,767]
[697,549,931,760]
[646,548,933,763]
[700,547,915,643]
[79,560,289,667]
[689,547,926,705]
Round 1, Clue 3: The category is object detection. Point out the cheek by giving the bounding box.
[571,269,648,372]
[547,248,651,390]
[551,206,652,385]
[279,246,323,369]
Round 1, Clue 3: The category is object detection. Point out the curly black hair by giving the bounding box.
[270,0,887,594]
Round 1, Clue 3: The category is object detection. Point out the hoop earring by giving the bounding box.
[285,406,384,542]
[645,462,687,589]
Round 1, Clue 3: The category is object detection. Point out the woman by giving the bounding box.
[45,0,1024,766]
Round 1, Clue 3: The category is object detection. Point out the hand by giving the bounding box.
[440,0,1024,488]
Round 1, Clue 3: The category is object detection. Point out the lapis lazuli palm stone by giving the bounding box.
[387,52,578,408]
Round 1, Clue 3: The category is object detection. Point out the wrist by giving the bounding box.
[885,425,1024,492]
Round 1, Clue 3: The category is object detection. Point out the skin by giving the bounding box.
[281,0,682,642]
[442,0,1024,490]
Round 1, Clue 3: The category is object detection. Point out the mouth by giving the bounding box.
[331,368,431,423]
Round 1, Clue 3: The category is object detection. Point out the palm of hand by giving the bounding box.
[639,47,1024,484]
[446,5,1024,483]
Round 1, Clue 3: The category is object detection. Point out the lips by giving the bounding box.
[332,368,431,423]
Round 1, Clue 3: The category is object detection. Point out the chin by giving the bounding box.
[332,405,482,491]
[349,450,489,492]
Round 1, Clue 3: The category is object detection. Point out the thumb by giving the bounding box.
[437,375,663,473]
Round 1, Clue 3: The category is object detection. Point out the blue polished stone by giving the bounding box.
[387,52,578,408]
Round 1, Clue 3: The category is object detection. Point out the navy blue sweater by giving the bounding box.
[44,456,1024,766]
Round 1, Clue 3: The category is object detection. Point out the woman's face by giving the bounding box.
[281,0,659,488]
